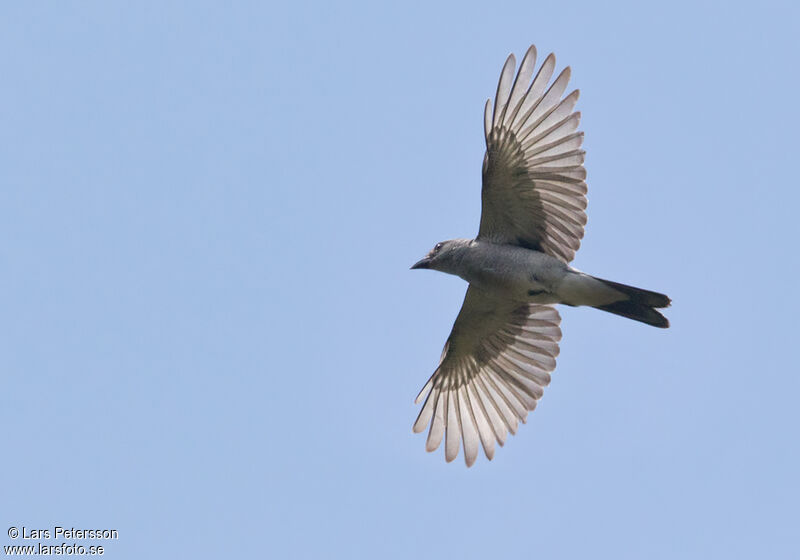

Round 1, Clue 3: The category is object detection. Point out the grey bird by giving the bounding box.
[411,45,671,467]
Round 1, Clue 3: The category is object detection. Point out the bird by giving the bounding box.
[410,45,671,467]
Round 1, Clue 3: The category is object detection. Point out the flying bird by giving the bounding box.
[411,45,671,467]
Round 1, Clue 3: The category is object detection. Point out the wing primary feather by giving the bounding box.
[492,54,516,129]
[425,388,446,452]
[525,90,580,141]
[516,69,574,143]
[465,382,496,460]
[458,387,480,467]
[414,374,435,404]
[483,99,492,144]
[445,389,461,462]
[510,53,556,130]
[413,386,437,433]
[523,67,571,129]
[500,45,537,128]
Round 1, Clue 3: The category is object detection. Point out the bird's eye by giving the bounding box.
[434,243,443,252]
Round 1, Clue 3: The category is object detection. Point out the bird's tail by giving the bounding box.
[591,277,671,328]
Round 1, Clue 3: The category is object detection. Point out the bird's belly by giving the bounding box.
[464,264,559,303]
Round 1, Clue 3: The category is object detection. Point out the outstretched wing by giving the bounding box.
[479,45,587,263]
[413,286,562,466]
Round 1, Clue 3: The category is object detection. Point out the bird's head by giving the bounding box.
[411,239,471,273]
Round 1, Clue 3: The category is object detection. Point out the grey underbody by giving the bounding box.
[439,239,624,307]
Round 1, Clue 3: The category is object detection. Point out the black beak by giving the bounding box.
[410,257,431,270]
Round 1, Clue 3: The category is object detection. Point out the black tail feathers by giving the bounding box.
[593,278,671,328]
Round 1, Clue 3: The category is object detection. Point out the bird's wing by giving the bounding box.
[413,286,562,466]
[478,45,587,263]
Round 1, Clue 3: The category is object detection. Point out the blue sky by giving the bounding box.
[2,1,798,558]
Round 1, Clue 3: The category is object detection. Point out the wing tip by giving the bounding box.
[465,453,477,468]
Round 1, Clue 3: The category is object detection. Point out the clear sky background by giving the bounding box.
[2,1,798,558]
